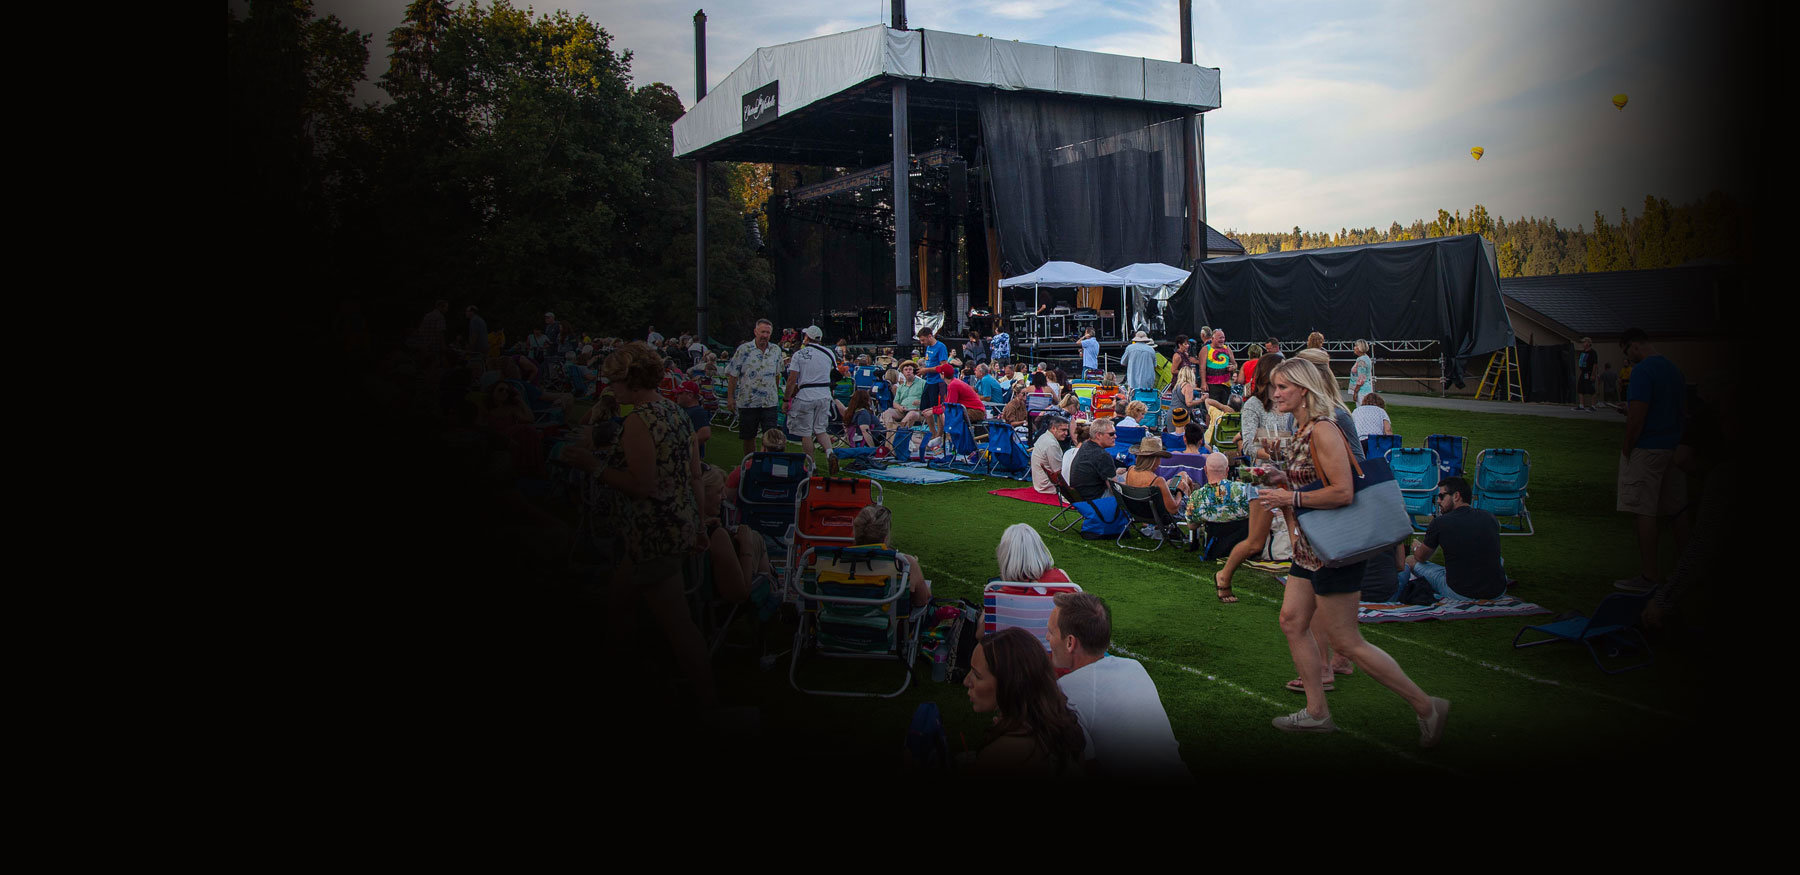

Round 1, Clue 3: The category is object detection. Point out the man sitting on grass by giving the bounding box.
[1048,591,1188,781]
[1393,476,1506,602]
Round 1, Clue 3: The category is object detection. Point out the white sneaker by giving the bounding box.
[1272,708,1337,733]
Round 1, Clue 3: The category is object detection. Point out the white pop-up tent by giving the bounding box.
[1111,262,1192,335]
[1000,260,1126,316]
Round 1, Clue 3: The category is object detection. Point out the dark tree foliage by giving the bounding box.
[230,0,771,344]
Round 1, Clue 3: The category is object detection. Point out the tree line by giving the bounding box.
[229,0,773,347]
[1224,191,1748,277]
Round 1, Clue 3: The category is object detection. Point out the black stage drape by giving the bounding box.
[979,91,1189,276]
[1191,234,1514,359]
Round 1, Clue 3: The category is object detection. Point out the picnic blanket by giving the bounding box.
[989,486,1063,507]
[1356,595,1550,624]
[859,463,970,485]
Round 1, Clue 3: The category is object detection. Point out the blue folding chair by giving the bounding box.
[941,403,980,461]
[1132,387,1163,429]
[736,452,815,596]
[852,365,883,391]
[1512,593,1653,673]
[1426,434,1467,479]
[1109,425,1147,467]
[981,418,1031,479]
[1362,433,1403,459]
[1473,448,1533,535]
[1385,447,1442,531]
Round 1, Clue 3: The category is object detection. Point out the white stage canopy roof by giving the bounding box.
[673,25,1222,159]
[1111,262,1192,288]
[999,261,1127,288]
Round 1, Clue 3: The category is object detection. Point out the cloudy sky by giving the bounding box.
[316,0,1754,235]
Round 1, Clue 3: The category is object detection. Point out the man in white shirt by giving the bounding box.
[785,325,839,467]
[1047,591,1189,781]
[1030,412,1072,494]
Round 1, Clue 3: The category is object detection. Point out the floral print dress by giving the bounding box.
[608,397,703,565]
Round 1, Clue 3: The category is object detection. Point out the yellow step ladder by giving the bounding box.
[1476,346,1523,402]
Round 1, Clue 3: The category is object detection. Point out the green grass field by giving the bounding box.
[697,407,1704,776]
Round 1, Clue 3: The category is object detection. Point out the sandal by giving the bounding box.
[1213,572,1239,604]
[1286,678,1336,693]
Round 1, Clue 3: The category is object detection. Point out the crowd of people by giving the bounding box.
[393,295,1708,780]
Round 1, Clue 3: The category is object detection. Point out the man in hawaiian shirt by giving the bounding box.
[727,318,786,456]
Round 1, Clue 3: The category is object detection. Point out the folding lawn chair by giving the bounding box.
[1044,467,1085,532]
[1113,425,1148,450]
[1108,480,1183,552]
[1208,412,1241,454]
[792,476,882,566]
[790,545,924,697]
[852,364,883,391]
[980,418,1032,479]
[1132,387,1163,428]
[1473,448,1533,535]
[737,452,815,596]
[1362,433,1403,459]
[983,579,1082,652]
[1385,447,1442,531]
[941,403,980,463]
[1512,593,1653,673]
[1426,434,1467,479]
[1091,386,1119,420]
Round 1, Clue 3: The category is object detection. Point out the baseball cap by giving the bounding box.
[803,325,823,340]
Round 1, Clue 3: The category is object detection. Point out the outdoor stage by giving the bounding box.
[674,4,1221,349]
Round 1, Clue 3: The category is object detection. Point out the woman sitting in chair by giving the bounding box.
[1001,381,1031,428]
[995,523,1072,583]
[962,627,1087,777]
[1116,400,1149,429]
[1121,435,1192,515]
[851,505,930,607]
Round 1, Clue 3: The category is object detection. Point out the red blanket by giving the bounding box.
[988,486,1064,507]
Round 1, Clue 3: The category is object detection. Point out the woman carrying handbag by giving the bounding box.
[1251,358,1451,749]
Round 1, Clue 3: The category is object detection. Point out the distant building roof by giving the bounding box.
[1499,264,1740,337]
[1205,225,1244,255]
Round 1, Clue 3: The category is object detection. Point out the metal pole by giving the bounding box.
[1179,0,1200,269]
[694,10,709,343]
[891,2,910,350]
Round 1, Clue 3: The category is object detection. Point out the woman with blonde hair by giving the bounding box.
[1306,331,1325,350]
[1349,339,1376,405]
[1252,357,1448,746]
[1116,400,1149,429]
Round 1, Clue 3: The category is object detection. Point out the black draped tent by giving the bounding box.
[1187,234,1514,359]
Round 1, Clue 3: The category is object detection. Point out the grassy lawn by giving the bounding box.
[695,407,1704,776]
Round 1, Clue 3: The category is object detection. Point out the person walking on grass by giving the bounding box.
[1251,357,1450,748]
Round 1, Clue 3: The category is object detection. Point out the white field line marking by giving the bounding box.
[935,570,1453,774]
[1109,645,1457,775]
[1038,531,1684,721]
[1356,628,1685,721]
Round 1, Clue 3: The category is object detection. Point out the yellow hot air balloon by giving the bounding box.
[1470,146,1484,161]
[1613,93,1628,111]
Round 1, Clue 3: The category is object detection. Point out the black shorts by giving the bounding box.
[921,381,945,411]
[1286,558,1368,595]
[1207,383,1232,404]
[1578,375,1596,394]
[737,406,779,441]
